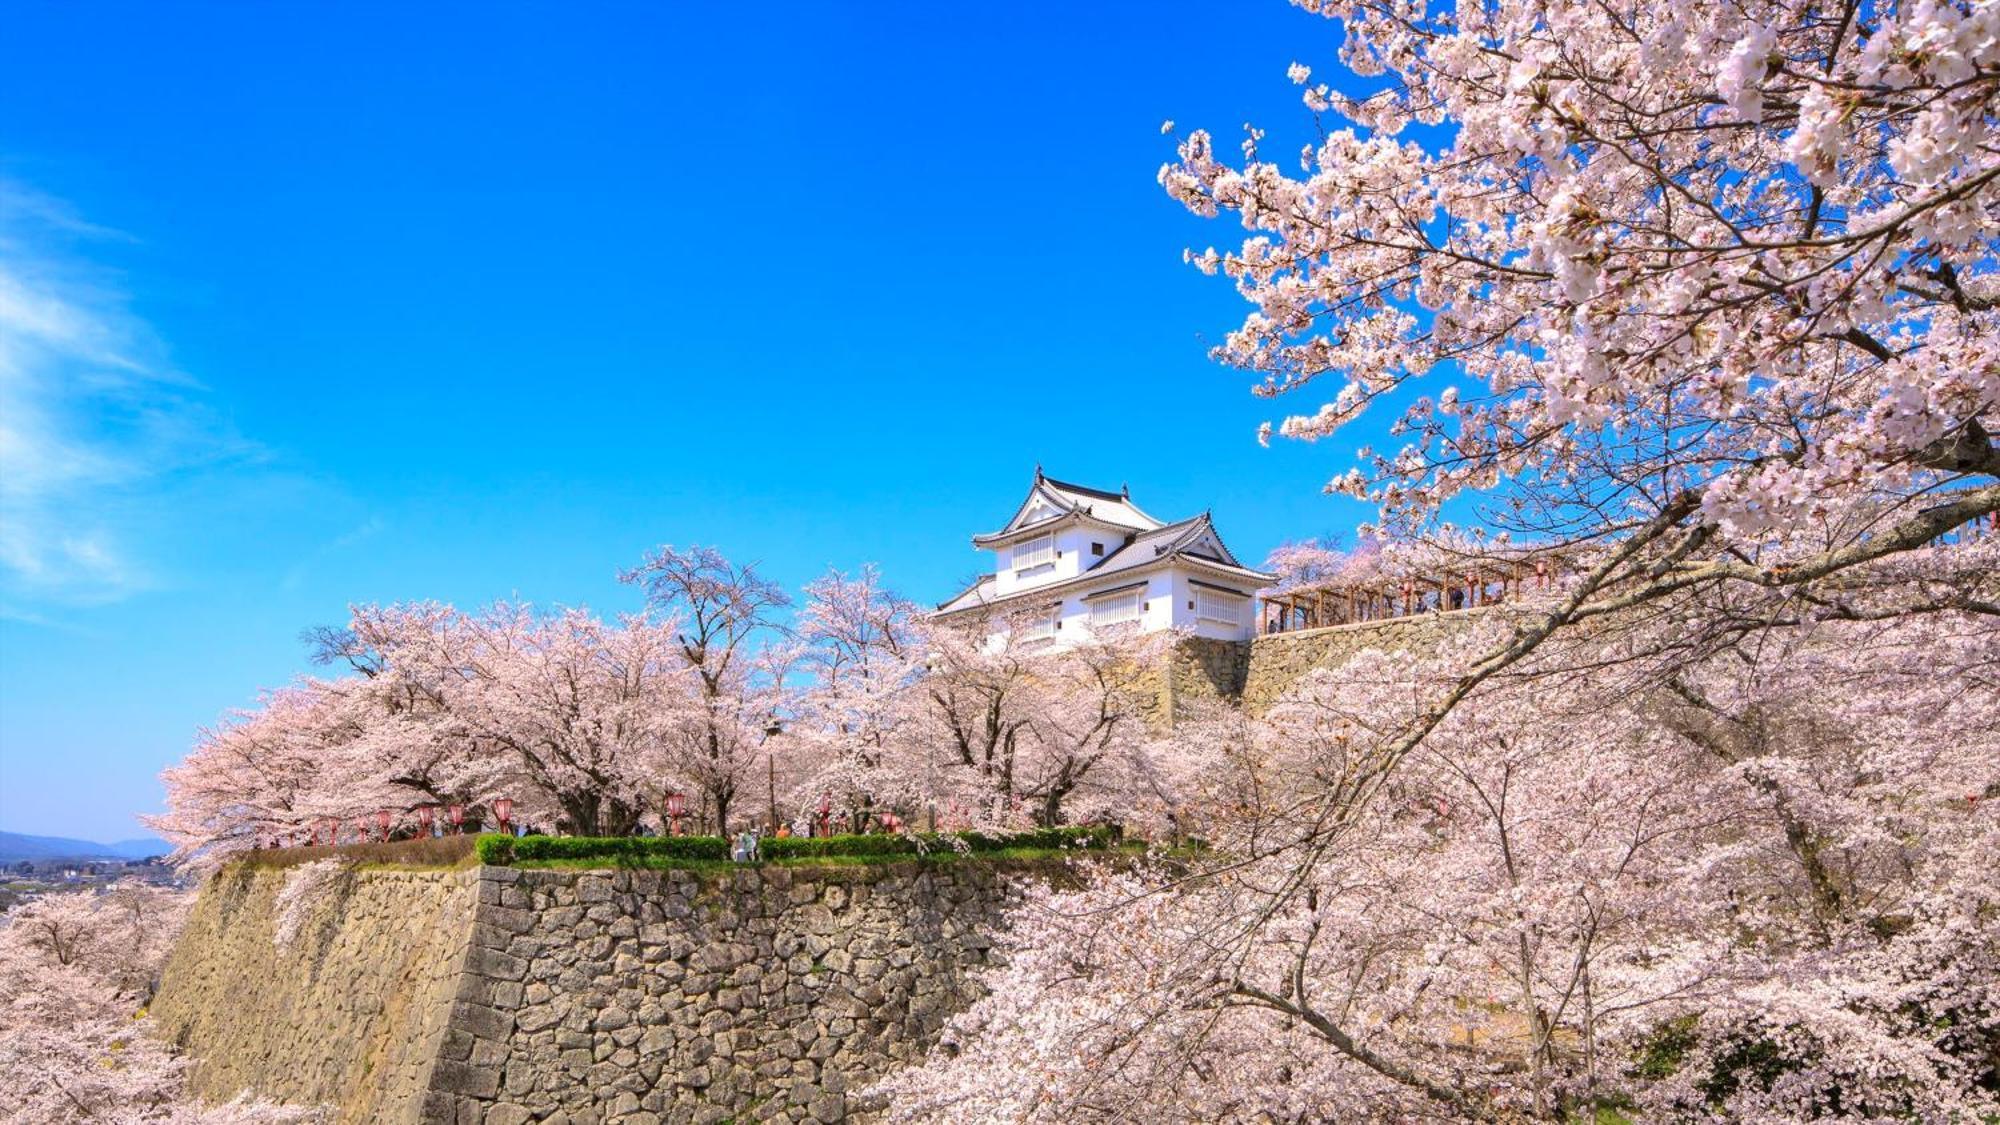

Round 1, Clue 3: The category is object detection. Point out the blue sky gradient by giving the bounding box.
[0,2,1391,840]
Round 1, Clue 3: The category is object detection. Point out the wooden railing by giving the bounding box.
[1259,511,1997,636]
[1260,559,1556,634]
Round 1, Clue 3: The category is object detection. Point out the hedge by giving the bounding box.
[475,824,1120,867]
[761,825,1119,860]
[475,833,729,866]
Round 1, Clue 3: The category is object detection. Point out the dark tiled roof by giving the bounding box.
[1039,476,1125,503]
[972,472,1164,546]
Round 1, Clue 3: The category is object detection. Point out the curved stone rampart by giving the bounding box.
[151,860,1031,1124]
[151,865,481,1123]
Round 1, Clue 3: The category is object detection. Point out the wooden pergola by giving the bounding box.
[1259,556,1557,635]
[1258,513,1997,636]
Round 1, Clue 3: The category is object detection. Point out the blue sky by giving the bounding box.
[0,1,1387,841]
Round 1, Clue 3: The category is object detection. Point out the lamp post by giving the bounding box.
[492,798,514,836]
[448,804,465,835]
[666,791,686,837]
[765,718,782,833]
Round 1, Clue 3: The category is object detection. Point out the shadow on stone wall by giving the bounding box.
[152,860,1050,1124]
[151,866,481,1124]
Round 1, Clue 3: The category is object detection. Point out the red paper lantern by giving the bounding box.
[417,805,436,835]
[492,797,515,834]
[449,804,466,834]
[376,809,393,841]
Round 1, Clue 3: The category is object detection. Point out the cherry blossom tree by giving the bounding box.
[0,884,316,1123]
[154,600,701,859]
[789,566,926,825]
[621,545,792,832]
[1262,537,1357,591]
[372,603,694,836]
[909,613,1176,829]
[882,598,2000,1121]
[1163,0,1999,750]
[149,681,367,869]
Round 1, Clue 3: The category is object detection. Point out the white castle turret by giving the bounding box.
[932,468,1274,648]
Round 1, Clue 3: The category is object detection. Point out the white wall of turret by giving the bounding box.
[989,566,1257,651]
[990,524,1134,598]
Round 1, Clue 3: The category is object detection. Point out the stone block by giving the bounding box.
[470,947,528,982]
[471,1037,512,1068]
[431,1059,501,1099]
[453,1001,516,1041]
[483,905,537,935]
[515,1004,563,1034]
[422,1090,459,1124]
[595,1006,633,1031]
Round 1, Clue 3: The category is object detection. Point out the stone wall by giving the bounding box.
[1239,608,1506,715]
[153,859,1032,1124]
[1168,636,1251,709]
[460,864,1018,1125]
[151,865,481,1124]
[1135,636,1252,726]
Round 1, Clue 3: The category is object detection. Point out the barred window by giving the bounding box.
[1091,591,1142,627]
[1013,535,1055,572]
[1194,588,1247,625]
[1020,610,1058,641]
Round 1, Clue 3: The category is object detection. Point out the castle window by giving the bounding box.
[1013,534,1055,573]
[1091,542,1104,556]
[1091,591,1142,627]
[1194,588,1248,626]
[1020,609,1058,642]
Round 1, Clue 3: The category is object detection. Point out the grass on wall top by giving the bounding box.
[475,825,1122,868]
[225,826,1126,872]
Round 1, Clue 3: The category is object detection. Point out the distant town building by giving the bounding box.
[933,468,1274,648]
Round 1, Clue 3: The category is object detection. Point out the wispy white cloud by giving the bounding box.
[0,179,261,616]
[280,516,387,593]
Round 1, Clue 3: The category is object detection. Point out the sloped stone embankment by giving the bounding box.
[152,859,1028,1124]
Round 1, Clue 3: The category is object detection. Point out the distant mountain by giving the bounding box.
[104,837,172,859]
[0,831,170,862]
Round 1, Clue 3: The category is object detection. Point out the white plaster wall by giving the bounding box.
[1168,570,1259,642]
[1002,569,1262,651]
[991,525,1133,597]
